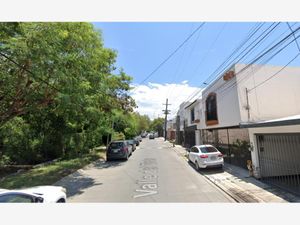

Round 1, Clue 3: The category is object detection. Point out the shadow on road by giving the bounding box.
[92,159,126,169]
[57,160,126,198]
[57,171,102,198]
[187,161,224,175]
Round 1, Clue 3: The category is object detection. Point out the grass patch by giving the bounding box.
[0,148,106,189]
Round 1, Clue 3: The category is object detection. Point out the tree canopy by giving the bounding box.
[0,22,137,165]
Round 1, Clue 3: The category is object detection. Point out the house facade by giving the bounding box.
[173,63,300,194]
[200,63,300,194]
[175,102,190,145]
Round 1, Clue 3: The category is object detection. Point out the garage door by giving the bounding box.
[256,133,300,195]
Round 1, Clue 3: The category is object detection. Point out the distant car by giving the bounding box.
[106,141,132,161]
[136,136,142,142]
[141,133,147,138]
[127,139,137,151]
[0,186,67,203]
[133,137,140,146]
[149,133,155,139]
[188,145,224,170]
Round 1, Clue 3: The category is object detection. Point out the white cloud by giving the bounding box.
[130,82,201,120]
[181,80,188,84]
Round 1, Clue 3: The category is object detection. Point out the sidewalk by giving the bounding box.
[168,141,300,203]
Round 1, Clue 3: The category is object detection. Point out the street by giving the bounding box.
[57,138,235,202]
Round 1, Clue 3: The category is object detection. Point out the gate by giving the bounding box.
[256,133,300,196]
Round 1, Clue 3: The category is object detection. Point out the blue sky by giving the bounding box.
[93,22,300,119]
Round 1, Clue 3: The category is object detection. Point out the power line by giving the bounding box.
[286,22,300,52]
[216,26,300,100]
[172,22,265,112]
[168,23,227,104]
[0,51,61,92]
[170,23,291,116]
[203,23,281,98]
[133,23,206,90]
[248,53,300,92]
[165,24,200,98]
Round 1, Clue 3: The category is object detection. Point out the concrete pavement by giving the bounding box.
[171,142,300,202]
[55,138,235,202]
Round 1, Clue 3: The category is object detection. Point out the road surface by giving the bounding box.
[56,138,235,202]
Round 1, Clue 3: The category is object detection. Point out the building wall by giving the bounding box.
[248,125,300,178]
[200,70,242,129]
[235,64,300,122]
[200,64,300,130]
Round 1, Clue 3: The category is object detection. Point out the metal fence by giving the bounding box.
[256,133,300,196]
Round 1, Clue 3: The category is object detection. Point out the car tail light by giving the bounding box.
[218,153,223,157]
[122,147,128,152]
[200,154,208,158]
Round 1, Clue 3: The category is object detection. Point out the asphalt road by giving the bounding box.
[57,138,235,202]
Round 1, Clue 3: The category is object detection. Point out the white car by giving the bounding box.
[0,186,67,203]
[188,145,224,170]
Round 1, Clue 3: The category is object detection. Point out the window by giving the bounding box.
[205,93,218,125]
[200,146,218,153]
[191,147,199,153]
[190,108,195,123]
[0,194,34,203]
[110,142,124,149]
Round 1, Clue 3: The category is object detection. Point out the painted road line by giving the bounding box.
[133,158,158,198]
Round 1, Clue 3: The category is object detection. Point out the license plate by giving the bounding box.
[210,156,217,160]
[113,149,119,153]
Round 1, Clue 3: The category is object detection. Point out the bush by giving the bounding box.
[0,117,39,164]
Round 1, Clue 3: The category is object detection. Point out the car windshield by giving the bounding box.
[200,146,218,153]
[110,142,123,149]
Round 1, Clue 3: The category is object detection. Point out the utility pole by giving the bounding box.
[162,98,171,141]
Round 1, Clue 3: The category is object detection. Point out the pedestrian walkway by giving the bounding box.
[168,141,300,203]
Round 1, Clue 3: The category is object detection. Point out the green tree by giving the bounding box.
[0,22,136,164]
[149,118,164,136]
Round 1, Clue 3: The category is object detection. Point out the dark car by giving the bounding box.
[133,137,140,146]
[106,141,132,161]
[127,139,137,151]
[149,133,155,139]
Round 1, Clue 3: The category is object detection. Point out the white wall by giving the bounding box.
[201,70,242,129]
[248,125,300,178]
[235,64,300,122]
[177,102,190,131]
[186,99,202,127]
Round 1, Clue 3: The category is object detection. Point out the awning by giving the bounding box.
[239,114,300,128]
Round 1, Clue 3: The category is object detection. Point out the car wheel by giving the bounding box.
[195,160,199,171]
[57,198,66,203]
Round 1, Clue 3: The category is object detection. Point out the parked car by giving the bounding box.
[136,135,142,142]
[0,186,67,203]
[188,145,224,170]
[106,141,132,161]
[149,133,155,139]
[127,139,137,151]
[133,137,140,146]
